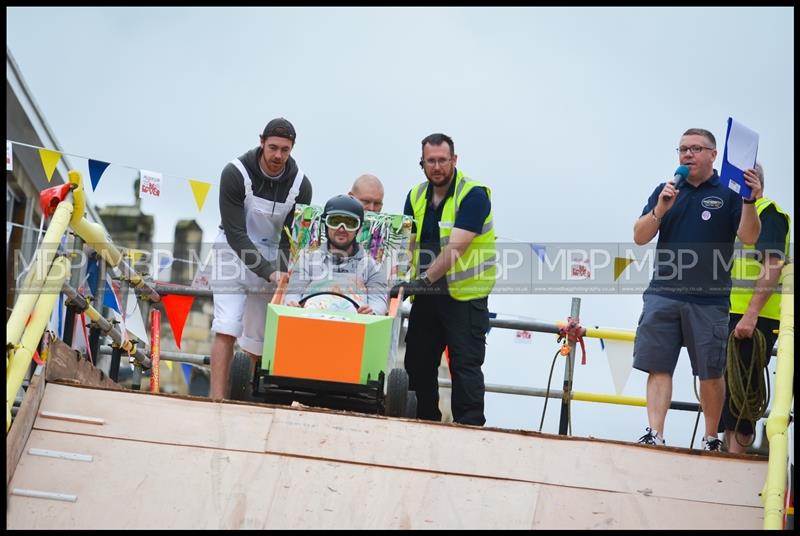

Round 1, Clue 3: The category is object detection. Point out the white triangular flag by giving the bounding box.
[604,339,634,395]
[104,275,127,343]
[192,261,212,289]
[47,293,66,338]
[71,312,90,360]
[124,288,149,345]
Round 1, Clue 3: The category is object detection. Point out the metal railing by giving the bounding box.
[762,262,794,529]
[6,170,158,431]
[96,295,713,417]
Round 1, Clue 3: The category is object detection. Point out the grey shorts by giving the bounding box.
[633,294,729,380]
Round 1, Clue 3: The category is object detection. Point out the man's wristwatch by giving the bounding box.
[743,198,756,204]
[420,272,433,286]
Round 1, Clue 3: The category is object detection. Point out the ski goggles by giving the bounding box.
[325,213,361,232]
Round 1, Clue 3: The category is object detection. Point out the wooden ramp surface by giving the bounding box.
[7,383,767,529]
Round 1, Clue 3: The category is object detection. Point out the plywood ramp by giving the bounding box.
[7,383,767,529]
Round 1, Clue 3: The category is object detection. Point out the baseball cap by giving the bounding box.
[262,117,296,142]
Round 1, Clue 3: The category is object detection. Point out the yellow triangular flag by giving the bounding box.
[164,360,173,371]
[188,179,211,211]
[38,148,62,183]
[614,257,634,281]
[125,249,147,264]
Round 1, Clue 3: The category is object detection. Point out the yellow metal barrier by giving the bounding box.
[762,262,794,529]
[582,326,635,342]
[6,256,72,431]
[6,201,73,348]
[68,170,122,267]
[554,320,636,343]
[80,300,142,359]
[7,170,159,431]
[572,391,646,407]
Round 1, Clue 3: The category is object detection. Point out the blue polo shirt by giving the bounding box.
[403,168,491,273]
[641,170,743,305]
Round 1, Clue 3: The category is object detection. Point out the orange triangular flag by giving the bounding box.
[614,257,634,281]
[161,294,194,350]
[188,179,211,212]
[38,148,62,183]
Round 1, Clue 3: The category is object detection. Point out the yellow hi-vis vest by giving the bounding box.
[730,197,791,320]
[409,170,497,301]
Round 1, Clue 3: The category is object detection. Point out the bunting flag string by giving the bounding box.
[7,139,218,214]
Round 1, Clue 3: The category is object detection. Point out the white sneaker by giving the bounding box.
[702,436,723,452]
[638,427,666,446]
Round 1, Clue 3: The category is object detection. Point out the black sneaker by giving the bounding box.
[638,427,666,446]
[702,436,723,452]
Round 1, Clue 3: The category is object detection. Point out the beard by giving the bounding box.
[426,168,453,187]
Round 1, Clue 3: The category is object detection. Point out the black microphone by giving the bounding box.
[664,165,689,200]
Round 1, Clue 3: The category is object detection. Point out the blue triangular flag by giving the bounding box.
[84,254,100,296]
[103,275,122,314]
[596,326,605,350]
[157,253,173,275]
[88,159,111,192]
[486,311,498,335]
[181,363,193,386]
[530,244,546,262]
[58,293,64,338]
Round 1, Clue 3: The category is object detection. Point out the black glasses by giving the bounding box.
[676,145,715,155]
[325,214,361,232]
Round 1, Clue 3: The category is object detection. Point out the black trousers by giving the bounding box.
[718,313,779,436]
[404,294,489,426]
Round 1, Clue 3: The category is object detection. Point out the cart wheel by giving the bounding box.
[384,368,409,417]
[229,351,253,401]
[404,390,417,419]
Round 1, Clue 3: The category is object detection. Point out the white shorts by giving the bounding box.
[210,242,275,356]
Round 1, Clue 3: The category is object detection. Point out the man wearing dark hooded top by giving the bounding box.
[209,117,312,400]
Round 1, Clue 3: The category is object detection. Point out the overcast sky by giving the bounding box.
[7,6,793,447]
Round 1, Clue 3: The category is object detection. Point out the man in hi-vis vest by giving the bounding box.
[722,163,791,453]
[392,133,496,426]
